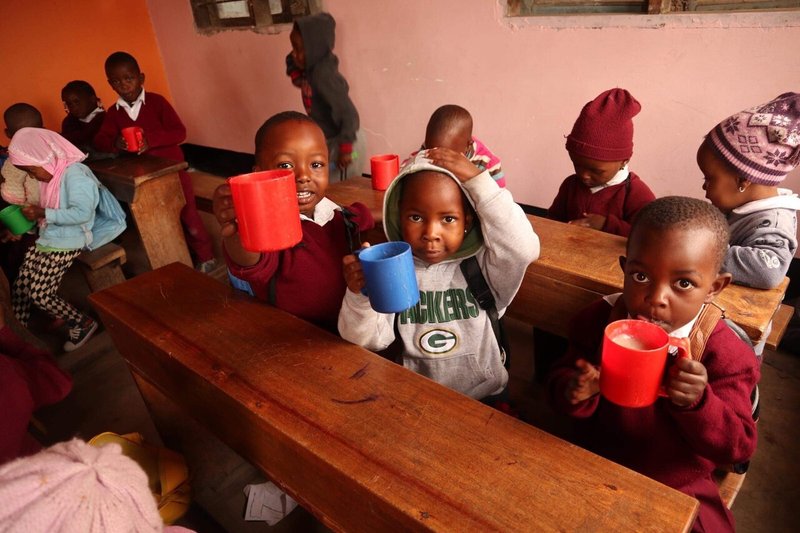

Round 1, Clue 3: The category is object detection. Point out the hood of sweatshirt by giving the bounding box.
[383,152,484,263]
[295,12,336,70]
[731,188,800,216]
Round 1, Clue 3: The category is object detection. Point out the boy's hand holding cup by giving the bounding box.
[212,183,238,238]
[665,357,708,408]
[347,241,420,313]
[566,358,600,405]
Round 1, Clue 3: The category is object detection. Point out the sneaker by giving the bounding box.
[196,259,219,274]
[63,317,99,352]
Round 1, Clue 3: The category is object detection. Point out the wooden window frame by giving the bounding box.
[507,0,800,16]
[190,0,322,34]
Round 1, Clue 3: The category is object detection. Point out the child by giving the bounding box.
[1,103,41,285]
[93,51,216,272]
[548,88,655,237]
[547,196,758,533]
[0,305,72,463]
[417,104,506,187]
[286,12,364,181]
[698,92,800,290]
[60,80,107,157]
[212,111,374,333]
[0,438,193,532]
[8,128,105,352]
[338,149,540,400]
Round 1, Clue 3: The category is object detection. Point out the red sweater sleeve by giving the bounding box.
[547,177,572,223]
[143,95,187,150]
[93,108,122,154]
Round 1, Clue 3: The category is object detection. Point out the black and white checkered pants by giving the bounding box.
[12,247,84,328]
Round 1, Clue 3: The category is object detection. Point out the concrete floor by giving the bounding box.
[25,257,800,532]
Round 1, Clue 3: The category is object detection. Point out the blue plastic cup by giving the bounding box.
[357,241,420,313]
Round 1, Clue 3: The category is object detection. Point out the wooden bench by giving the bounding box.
[89,264,700,532]
[189,170,223,214]
[715,470,746,509]
[76,243,127,292]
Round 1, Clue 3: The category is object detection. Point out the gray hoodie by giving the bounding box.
[338,157,540,399]
[724,188,800,289]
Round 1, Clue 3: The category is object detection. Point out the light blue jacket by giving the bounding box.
[38,163,99,250]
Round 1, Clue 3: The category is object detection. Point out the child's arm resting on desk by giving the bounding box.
[338,252,396,351]
[665,325,759,466]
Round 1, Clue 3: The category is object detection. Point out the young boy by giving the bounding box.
[287,12,363,181]
[93,51,216,272]
[548,88,655,237]
[212,111,374,333]
[698,92,800,290]
[547,196,758,533]
[338,149,540,400]
[60,80,107,158]
[410,104,505,187]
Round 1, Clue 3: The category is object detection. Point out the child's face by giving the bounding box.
[62,90,97,120]
[569,153,626,188]
[697,143,744,214]
[16,165,53,182]
[106,63,145,104]
[399,172,472,264]
[290,28,306,69]
[255,120,328,218]
[621,226,729,333]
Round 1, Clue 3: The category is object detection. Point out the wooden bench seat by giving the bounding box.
[89,263,700,532]
[76,243,127,292]
[714,470,746,509]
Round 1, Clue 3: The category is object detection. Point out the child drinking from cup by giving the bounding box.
[212,111,374,333]
[547,196,758,533]
[8,128,110,351]
[287,12,364,181]
[548,88,655,237]
[60,80,107,158]
[698,92,800,291]
[411,104,506,187]
[338,150,540,401]
[93,51,216,273]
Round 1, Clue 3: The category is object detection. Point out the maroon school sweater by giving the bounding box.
[547,299,759,533]
[93,92,187,163]
[225,203,374,333]
[61,111,105,151]
[0,326,72,463]
[547,172,655,237]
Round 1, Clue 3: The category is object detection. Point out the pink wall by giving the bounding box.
[146,0,800,209]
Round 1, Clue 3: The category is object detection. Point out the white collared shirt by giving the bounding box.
[80,105,104,123]
[299,196,339,226]
[115,89,146,121]
[590,165,629,194]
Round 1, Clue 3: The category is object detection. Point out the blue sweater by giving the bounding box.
[38,163,99,251]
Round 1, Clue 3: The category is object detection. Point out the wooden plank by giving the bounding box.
[766,303,795,350]
[89,155,187,204]
[89,264,699,533]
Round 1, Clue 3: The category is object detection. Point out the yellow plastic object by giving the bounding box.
[88,432,191,524]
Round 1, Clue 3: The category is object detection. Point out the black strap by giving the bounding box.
[340,207,361,253]
[460,256,509,367]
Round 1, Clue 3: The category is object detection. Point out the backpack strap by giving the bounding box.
[340,207,361,253]
[460,256,510,367]
[688,302,725,362]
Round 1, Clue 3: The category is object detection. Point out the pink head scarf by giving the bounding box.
[8,127,87,209]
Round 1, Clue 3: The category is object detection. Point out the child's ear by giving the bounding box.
[464,211,474,233]
[618,256,627,271]
[704,272,732,303]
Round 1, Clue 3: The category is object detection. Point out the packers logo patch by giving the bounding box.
[418,329,458,355]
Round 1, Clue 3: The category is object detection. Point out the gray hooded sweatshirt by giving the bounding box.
[338,157,540,399]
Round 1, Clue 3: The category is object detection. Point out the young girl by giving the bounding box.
[60,80,106,157]
[698,92,800,291]
[8,128,103,351]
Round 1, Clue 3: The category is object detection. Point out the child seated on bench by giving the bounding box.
[547,197,758,533]
[213,111,374,333]
[60,80,107,159]
[338,149,539,400]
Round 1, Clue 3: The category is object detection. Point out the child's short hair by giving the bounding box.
[425,104,473,141]
[104,51,140,73]
[3,103,43,135]
[254,111,317,152]
[61,80,97,99]
[629,196,730,272]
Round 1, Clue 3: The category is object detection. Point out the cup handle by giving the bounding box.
[658,337,691,398]
[135,129,144,149]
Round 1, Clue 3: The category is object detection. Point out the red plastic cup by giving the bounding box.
[370,154,399,191]
[599,319,689,407]
[121,126,144,152]
[228,169,302,252]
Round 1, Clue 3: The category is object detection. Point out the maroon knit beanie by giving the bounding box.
[707,92,800,186]
[566,88,641,161]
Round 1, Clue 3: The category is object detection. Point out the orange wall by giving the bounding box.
[0,1,170,140]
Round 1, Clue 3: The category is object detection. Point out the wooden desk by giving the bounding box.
[90,264,698,532]
[88,155,192,270]
[326,178,789,345]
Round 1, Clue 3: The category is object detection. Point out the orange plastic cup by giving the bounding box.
[599,319,689,407]
[370,154,399,191]
[121,126,144,152]
[228,169,302,252]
